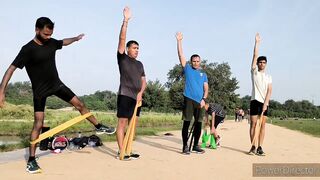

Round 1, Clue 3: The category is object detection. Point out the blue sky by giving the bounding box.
[1,0,320,105]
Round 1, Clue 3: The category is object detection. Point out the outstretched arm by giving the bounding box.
[175,32,186,67]
[118,6,131,54]
[0,65,17,107]
[251,33,261,70]
[63,34,85,46]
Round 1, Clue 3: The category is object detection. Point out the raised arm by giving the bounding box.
[118,6,131,54]
[251,33,261,70]
[175,32,186,67]
[63,33,85,46]
[0,65,17,107]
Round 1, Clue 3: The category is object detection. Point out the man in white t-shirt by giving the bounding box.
[248,33,272,156]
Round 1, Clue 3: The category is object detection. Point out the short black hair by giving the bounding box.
[257,56,267,63]
[35,17,54,30]
[190,54,200,61]
[126,40,139,48]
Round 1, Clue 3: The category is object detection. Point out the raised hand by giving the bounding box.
[76,33,85,41]
[176,32,183,41]
[123,6,132,21]
[255,33,261,43]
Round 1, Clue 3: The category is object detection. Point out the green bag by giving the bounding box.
[209,134,216,149]
[201,126,216,149]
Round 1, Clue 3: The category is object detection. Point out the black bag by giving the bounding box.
[39,126,52,151]
[88,135,103,146]
[70,136,89,149]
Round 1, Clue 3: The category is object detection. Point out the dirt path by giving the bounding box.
[0,120,319,180]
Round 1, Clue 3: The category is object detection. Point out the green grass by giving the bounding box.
[0,107,182,152]
[268,118,320,137]
[2,104,319,152]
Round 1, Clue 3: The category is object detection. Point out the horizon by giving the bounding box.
[6,80,319,107]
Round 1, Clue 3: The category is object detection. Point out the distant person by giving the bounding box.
[176,32,209,155]
[239,108,244,122]
[0,17,115,173]
[115,7,147,160]
[246,109,251,124]
[248,33,272,156]
[204,102,225,147]
[235,108,239,122]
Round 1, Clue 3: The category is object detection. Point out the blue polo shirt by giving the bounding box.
[183,64,208,103]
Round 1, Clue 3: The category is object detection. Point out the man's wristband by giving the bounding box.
[202,98,207,103]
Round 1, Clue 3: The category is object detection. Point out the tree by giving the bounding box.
[6,81,33,105]
[240,95,251,111]
[80,90,117,111]
[166,64,185,111]
[46,96,70,109]
[166,60,239,113]
[204,61,240,113]
[143,80,171,112]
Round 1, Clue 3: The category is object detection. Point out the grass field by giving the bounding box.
[268,118,320,138]
[1,104,320,152]
[0,107,182,152]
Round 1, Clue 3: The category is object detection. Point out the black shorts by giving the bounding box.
[182,96,204,122]
[117,95,141,118]
[33,84,75,112]
[213,116,224,128]
[250,100,268,116]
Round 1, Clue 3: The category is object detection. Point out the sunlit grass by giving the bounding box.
[0,104,182,152]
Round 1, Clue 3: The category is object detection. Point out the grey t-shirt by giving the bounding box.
[206,103,225,118]
[117,51,145,99]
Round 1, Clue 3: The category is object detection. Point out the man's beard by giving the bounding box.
[36,34,49,44]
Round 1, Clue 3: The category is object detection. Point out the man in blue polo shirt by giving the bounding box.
[175,32,209,155]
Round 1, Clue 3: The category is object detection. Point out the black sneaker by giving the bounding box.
[96,124,116,135]
[130,153,140,160]
[192,145,205,154]
[116,152,131,161]
[248,146,256,155]
[256,146,266,156]
[182,145,190,155]
[26,159,42,174]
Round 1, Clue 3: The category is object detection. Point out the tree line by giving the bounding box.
[4,61,320,118]
[240,96,320,119]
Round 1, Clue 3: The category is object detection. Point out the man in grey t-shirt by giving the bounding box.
[116,7,147,160]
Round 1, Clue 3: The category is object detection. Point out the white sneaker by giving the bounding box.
[216,136,222,147]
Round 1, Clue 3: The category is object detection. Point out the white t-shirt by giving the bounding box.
[251,68,272,103]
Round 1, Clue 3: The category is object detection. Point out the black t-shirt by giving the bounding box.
[11,38,63,97]
[117,51,145,99]
[207,103,225,118]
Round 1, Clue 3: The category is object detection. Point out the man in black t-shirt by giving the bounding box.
[115,7,147,160]
[0,17,115,173]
